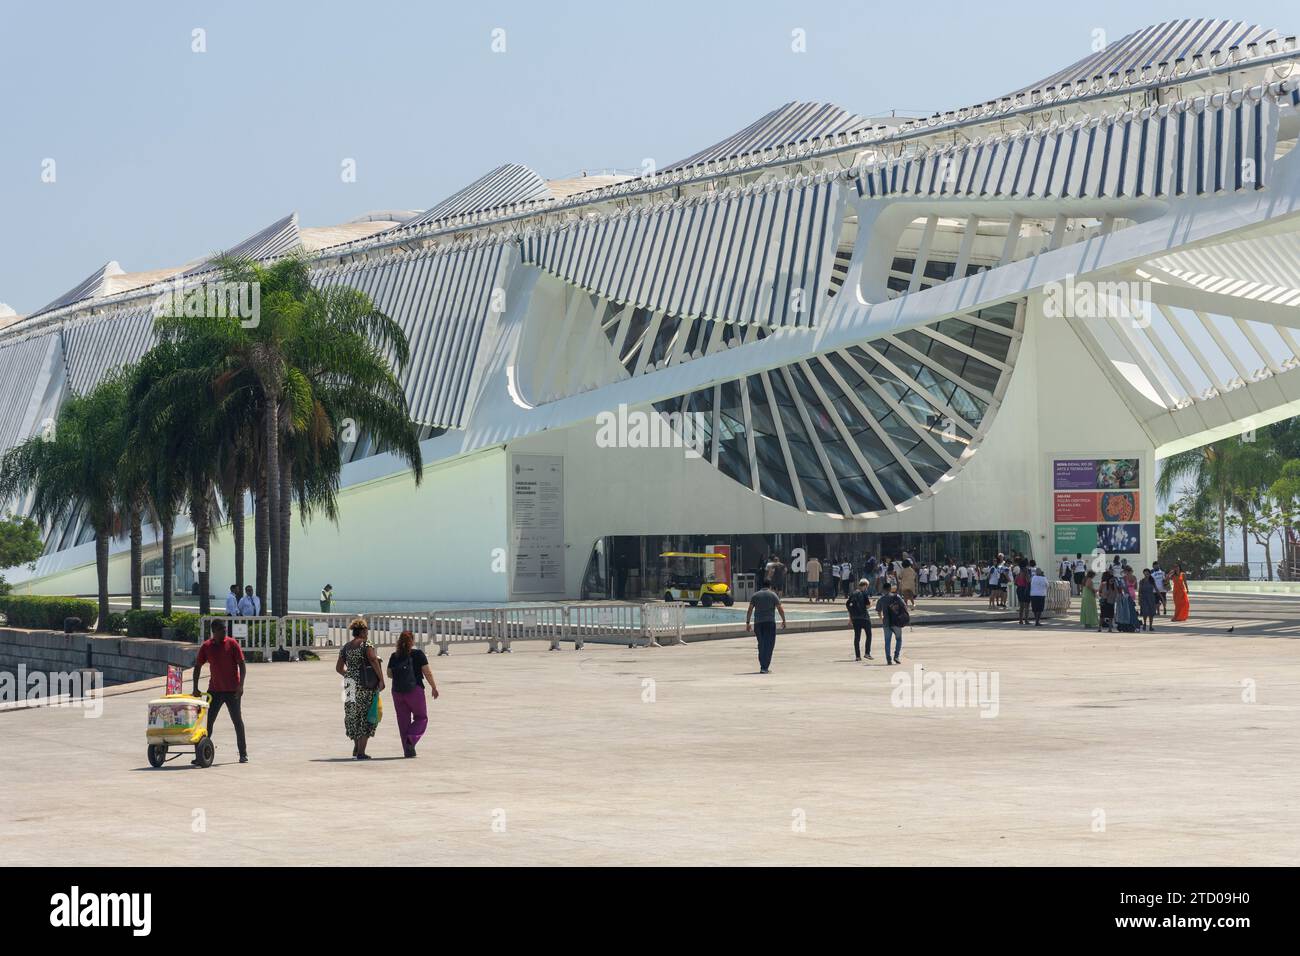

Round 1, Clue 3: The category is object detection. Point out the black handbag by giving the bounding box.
[342,640,381,690]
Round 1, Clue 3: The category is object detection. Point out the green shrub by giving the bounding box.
[124,608,166,637]
[163,611,201,643]
[104,611,128,634]
[0,594,98,630]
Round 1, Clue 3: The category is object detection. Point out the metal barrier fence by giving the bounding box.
[200,603,687,659]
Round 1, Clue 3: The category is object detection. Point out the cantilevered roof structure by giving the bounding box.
[5,17,1300,593]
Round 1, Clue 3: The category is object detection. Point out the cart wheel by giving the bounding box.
[147,744,167,768]
[723,596,734,607]
[701,595,713,608]
[194,737,215,768]
[664,591,673,602]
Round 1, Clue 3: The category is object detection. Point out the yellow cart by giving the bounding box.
[658,552,734,607]
[146,693,214,768]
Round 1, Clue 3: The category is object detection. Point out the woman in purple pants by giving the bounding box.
[386,630,440,758]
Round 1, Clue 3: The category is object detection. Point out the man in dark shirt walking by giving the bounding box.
[746,584,787,674]
[846,578,873,661]
[192,618,249,763]
[875,581,908,665]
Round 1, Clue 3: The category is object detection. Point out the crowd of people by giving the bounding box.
[1078,560,1189,632]
[188,616,442,764]
[188,558,1193,762]
[770,551,1071,612]
[745,550,1194,673]
[747,575,910,674]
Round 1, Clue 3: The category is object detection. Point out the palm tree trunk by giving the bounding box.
[129,508,143,611]
[1218,499,1226,576]
[1241,519,1249,581]
[95,530,110,633]
[1279,512,1289,580]
[1264,535,1274,581]
[255,473,269,613]
[162,520,174,617]
[231,485,245,594]
[277,452,292,617]
[194,497,212,617]
[264,401,282,617]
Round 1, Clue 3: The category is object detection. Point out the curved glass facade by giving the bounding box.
[653,299,1023,516]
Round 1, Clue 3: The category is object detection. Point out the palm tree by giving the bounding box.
[1226,436,1281,579]
[1271,459,1300,579]
[1157,442,1237,576]
[155,255,422,616]
[155,254,311,615]
[115,374,156,611]
[270,282,424,614]
[0,373,131,631]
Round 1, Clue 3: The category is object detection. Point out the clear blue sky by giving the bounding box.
[0,0,1292,313]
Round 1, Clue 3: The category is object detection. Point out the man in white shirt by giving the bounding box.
[957,563,969,597]
[1028,567,1049,625]
[225,585,239,616]
[238,586,260,616]
[1151,563,1167,615]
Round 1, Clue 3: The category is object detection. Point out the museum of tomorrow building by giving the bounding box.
[4,18,1300,603]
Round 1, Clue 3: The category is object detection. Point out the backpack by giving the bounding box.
[888,594,911,627]
[390,652,418,693]
[846,591,869,619]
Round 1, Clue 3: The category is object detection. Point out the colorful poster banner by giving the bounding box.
[1053,523,1142,555]
[1053,491,1139,523]
[1053,458,1140,490]
[1053,523,1096,553]
[1097,523,1142,554]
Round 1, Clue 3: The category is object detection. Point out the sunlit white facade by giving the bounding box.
[4,19,1300,603]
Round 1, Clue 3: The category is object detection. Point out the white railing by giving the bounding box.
[567,602,640,649]
[199,615,281,657]
[199,602,687,659]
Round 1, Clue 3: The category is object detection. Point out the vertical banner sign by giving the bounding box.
[511,455,565,593]
[711,544,733,589]
[1051,458,1141,555]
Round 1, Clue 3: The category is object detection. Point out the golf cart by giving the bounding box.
[659,552,734,607]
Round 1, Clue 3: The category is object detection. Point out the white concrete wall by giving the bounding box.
[12,300,1158,603]
[211,447,511,605]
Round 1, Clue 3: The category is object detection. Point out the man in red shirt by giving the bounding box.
[192,618,248,763]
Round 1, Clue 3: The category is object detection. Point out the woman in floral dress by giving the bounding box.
[334,618,385,758]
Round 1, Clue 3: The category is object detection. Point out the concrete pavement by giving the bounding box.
[2,597,1297,866]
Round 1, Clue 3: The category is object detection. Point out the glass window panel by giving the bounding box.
[746,376,796,507]
[768,370,840,513]
[716,380,751,489]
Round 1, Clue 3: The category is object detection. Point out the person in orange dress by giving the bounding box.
[1171,564,1190,622]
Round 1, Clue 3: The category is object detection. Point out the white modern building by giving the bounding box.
[4,18,1300,606]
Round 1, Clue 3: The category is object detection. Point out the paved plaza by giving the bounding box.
[2,593,1298,866]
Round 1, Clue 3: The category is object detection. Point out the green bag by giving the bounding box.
[367,691,382,726]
